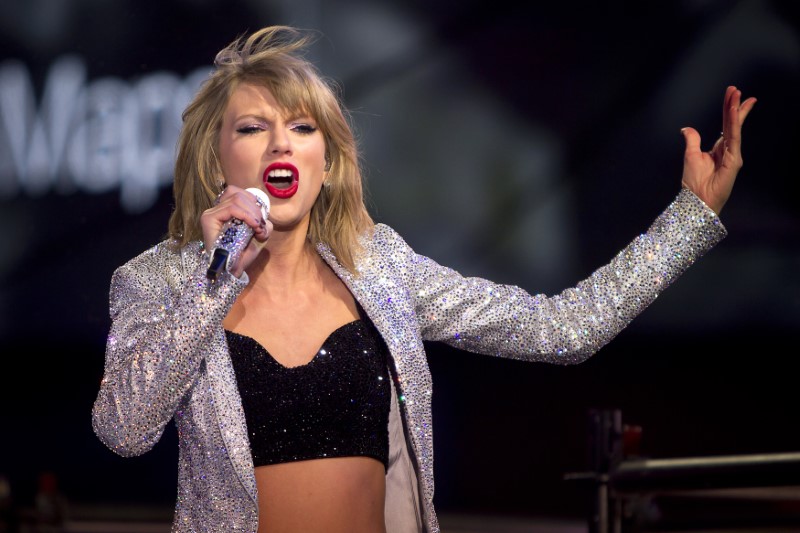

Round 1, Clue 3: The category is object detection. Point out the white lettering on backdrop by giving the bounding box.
[0,56,210,213]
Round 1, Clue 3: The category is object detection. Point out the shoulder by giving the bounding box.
[360,223,411,251]
[354,223,425,276]
[316,224,415,277]
[112,239,202,287]
[117,239,181,272]
[356,223,420,265]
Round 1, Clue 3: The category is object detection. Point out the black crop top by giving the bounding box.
[225,307,391,470]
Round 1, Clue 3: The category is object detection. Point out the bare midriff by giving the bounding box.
[255,456,387,533]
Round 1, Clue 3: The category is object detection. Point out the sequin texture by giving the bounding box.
[225,317,391,469]
[92,189,726,533]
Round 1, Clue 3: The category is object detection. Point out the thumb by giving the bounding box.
[681,127,702,157]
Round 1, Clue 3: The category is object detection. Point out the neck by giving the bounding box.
[245,225,322,291]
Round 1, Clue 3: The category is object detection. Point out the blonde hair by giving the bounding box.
[168,26,373,273]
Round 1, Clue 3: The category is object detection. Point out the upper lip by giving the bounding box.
[263,162,299,181]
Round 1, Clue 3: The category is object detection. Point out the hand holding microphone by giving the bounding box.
[206,187,271,281]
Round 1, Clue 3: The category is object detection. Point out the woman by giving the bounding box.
[91,25,756,533]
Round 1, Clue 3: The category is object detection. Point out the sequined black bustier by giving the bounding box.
[225,310,391,470]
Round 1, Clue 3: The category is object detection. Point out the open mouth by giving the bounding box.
[263,162,299,199]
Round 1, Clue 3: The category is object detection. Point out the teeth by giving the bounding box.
[268,169,294,178]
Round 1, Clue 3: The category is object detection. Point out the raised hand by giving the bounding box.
[680,86,757,215]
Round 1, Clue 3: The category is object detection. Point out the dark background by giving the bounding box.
[1,0,798,524]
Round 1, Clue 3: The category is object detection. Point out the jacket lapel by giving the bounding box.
[181,244,258,503]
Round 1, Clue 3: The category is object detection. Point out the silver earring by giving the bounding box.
[324,154,331,172]
[213,181,227,204]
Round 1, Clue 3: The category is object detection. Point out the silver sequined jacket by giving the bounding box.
[92,189,726,533]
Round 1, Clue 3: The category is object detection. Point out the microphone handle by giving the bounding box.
[206,218,253,281]
[205,187,270,281]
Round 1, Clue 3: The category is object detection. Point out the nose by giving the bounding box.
[268,126,292,155]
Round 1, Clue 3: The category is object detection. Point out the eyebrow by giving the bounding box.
[231,112,272,122]
[231,112,316,124]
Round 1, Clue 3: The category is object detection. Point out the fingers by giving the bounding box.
[724,88,741,154]
[202,185,268,250]
[253,219,273,243]
[721,86,736,144]
[721,86,757,157]
[738,96,757,124]
[681,126,702,156]
[215,186,266,228]
[683,84,757,160]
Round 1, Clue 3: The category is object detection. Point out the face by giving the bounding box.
[218,82,327,231]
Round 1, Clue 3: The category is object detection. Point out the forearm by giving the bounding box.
[415,189,726,362]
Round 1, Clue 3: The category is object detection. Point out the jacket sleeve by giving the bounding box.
[392,189,727,364]
[91,242,246,457]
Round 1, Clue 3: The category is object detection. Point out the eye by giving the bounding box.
[291,123,318,135]
[236,125,265,135]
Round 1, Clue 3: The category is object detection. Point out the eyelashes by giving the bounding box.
[236,125,263,134]
[235,123,318,135]
[292,124,317,134]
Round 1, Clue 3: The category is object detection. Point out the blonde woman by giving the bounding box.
[92,25,756,533]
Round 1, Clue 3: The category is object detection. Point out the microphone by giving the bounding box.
[206,187,270,281]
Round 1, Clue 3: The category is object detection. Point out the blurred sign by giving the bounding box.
[0,56,209,212]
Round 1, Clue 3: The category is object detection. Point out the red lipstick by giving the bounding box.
[263,162,299,199]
